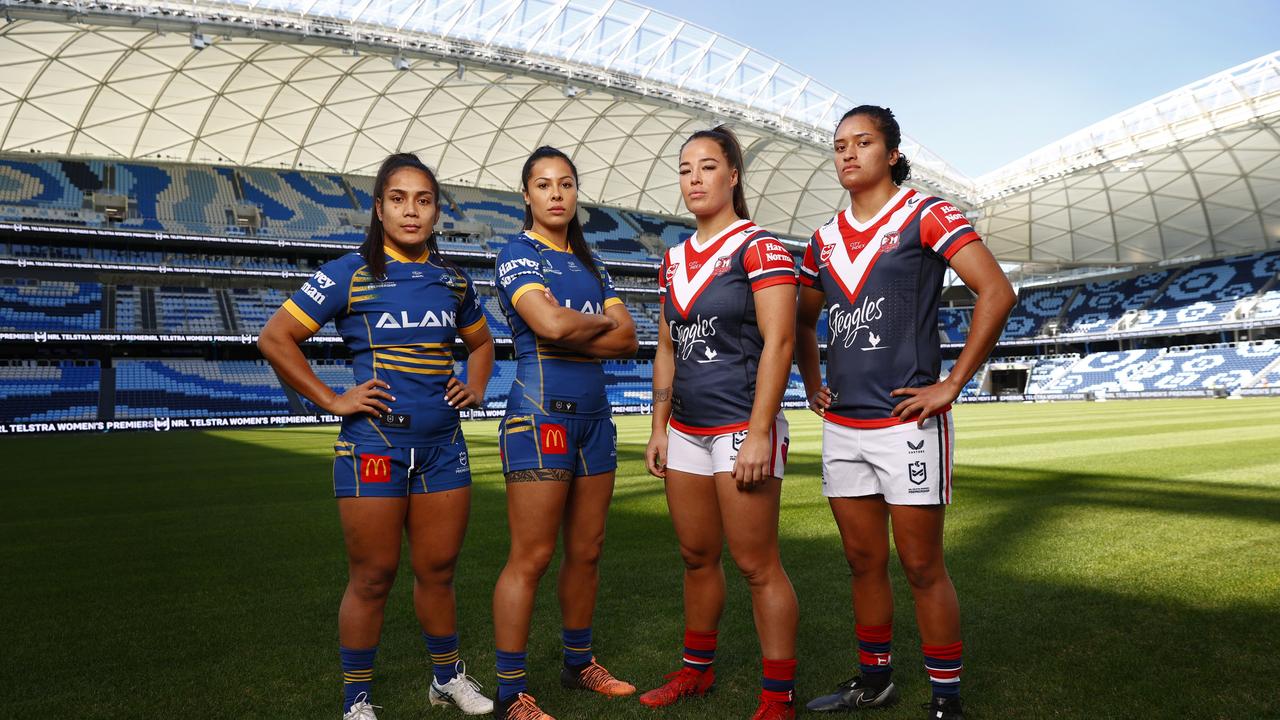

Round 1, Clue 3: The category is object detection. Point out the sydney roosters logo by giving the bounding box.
[711,256,732,277]
[879,231,901,253]
[665,262,679,282]
[819,243,835,265]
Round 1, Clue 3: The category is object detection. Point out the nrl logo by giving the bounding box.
[908,461,927,485]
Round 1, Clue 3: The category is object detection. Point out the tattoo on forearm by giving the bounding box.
[653,387,672,402]
[505,468,572,483]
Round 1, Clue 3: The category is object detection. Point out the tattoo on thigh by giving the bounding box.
[653,386,672,402]
[505,468,572,483]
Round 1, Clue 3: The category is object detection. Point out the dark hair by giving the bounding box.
[360,152,448,279]
[838,105,912,185]
[520,146,601,282]
[681,124,750,220]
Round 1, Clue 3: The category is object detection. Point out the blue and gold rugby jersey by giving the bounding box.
[495,231,623,420]
[281,246,487,448]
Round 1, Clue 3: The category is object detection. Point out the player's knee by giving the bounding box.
[898,554,947,589]
[843,542,889,577]
[413,556,458,588]
[349,566,397,602]
[510,543,557,579]
[679,544,720,572]
[734,556,781,588]
[564,538,604,568]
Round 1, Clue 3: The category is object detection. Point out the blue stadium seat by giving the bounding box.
[114,359,290,418]
[0,279,101,331]
[0,360,100,423]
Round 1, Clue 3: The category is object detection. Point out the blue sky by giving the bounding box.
[636,0,1280,177]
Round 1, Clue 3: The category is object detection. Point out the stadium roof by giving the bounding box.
[0,0,1277,263]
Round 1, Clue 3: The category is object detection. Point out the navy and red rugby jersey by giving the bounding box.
[799,186,980,428]
[658,219,797,435]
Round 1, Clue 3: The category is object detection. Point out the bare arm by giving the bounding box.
[733,283,797,489]
[444,323,495,409]
[552,302,639,359]
[795,285,830,415]
[891,241,1016,425]
[258,308,392,417]
[513,287,615,344]
[645,305,676,478]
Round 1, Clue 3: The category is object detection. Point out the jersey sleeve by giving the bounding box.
[455,269,488,335]
[921,200,982,262]
[281,257,357,332]
[743,234,798,291]
[595,255,624,310]
[798,233,824,290]
[496,241,546,307]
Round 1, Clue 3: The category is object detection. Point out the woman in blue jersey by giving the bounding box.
[795,106,1015,720]
[490,146,639,720]
[259,153,496,720]
[640,126,800,720]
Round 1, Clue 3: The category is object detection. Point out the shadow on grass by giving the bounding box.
[2,431,1277,718]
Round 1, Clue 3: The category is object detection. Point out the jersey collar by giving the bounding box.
[844,186,913,233]
[526,230,573,253]
[384,243,430,264]
[688,218,753,254]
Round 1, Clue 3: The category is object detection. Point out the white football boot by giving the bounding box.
[342,692,380,720]
[429,660,496,715]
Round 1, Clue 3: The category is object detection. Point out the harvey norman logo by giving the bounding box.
[376,310,457,329]
[312,270,336,289]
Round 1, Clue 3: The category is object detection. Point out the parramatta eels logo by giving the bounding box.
[827,298,885,349]
[670,314,721,362]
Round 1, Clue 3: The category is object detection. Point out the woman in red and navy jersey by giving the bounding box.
[795,106,1015,720]
[640,126,801,720]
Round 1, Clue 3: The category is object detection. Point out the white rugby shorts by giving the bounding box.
[667,413,789,479]
[821,411,954,505]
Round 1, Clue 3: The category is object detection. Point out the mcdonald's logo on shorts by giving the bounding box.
[360,453,392,483]
[541,423,568,454]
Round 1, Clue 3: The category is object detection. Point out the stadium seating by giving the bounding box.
[1058,270,1173,336]
[114,284,142,331]
[0,360,100,423]
[0,278,101,331]
[626,210,696,247]
[238,168,365,243]
[0,159,90,211]
[154,287,226,333]
[1125,252,1280,333]
[1003,284,1076,340]
[114,359,291,418]
[580,206,655,261]
[1030,340,1280,394]
[938,307,970,343]
[448,185,526,239]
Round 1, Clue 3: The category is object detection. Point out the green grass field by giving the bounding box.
[5,399,1280,719]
